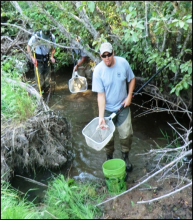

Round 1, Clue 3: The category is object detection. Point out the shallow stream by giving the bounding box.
[11,65,189,201]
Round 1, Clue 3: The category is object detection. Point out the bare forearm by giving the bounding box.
[27,45,33,58]
[121,77,136,107]
[50,48,55,58]
[78,56,86,66]
[97,92,105,118]
[128,77,135,98]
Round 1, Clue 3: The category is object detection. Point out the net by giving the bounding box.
[68,76,87,93]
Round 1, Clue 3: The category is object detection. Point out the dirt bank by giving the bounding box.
[1,109,71,182]
[99,173,192,219]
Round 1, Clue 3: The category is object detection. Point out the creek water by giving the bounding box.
[11,65,190,202]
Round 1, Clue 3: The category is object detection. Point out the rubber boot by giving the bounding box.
[106,154,113,161]
[122,152,133,172]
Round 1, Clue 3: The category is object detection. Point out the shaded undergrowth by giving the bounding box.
[1,174,105,219]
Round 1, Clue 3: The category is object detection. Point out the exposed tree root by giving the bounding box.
[1,110,71,182]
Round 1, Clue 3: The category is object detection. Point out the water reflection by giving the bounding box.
[11,65,189,201]
[12,65,188,202]
[48,67,165,180]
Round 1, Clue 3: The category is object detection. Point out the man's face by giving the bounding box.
[100,51,114,67]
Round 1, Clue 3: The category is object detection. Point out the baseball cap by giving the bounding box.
[42,25,50,39]
[100,42,113,55]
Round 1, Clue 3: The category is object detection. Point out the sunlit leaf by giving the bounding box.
[121,21,128,27]
[136,23,145,29]
[188,66,192,74]
[175,88,180,96]
[172,19,179,23]
[131,200,135,207]
[179,21,185,28]
[126,14,132,22]
[183,81,189,89]
[186,19,192,23]
[132,32,138,42]
[87,1,95,13]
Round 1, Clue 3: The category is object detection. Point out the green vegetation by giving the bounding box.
[1,174,105,219]
[44,174,103,219]
[1,3,192,218]
[1,2,192,127]
[1,180,40,219]
[1,1,192,98]
[1,55,37,123]
[159,129,181,148]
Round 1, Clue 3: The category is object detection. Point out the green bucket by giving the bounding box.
[102,159,126,195]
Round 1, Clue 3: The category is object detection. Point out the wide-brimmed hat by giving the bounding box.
[100,42,113,55]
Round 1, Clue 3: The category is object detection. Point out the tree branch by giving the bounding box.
[160,28,167,52]
[174,30,191,81]
[1,23,83,50]
[55,1,83,24]
[170,1,180,11]
[144,1,149,48]
[10,1,31,26]
[96,149,192,207]
[115,1,126,28]
[137,182,192,204]
[95,5,120,44]
[70,1,100,40]
[31,2,101,64]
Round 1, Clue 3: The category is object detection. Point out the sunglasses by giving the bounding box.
[101,52,113,58]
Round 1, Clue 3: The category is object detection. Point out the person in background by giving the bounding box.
[73,36,93,85]
[27,25,56,92]
[92,42,135,172]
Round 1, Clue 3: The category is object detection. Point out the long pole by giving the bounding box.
[33,49,42,96]
[117,61,171,113]
[133,61,171,97]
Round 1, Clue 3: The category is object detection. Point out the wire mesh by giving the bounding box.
[68,75,87,93]
[82,117,115,151]
[83,118,114,143]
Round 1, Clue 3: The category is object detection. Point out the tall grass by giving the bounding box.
[1,55,37,123]
[1,181,40,219]
[43,174,104,219]
[159,129,181,148]
[1,80,37,122]
[1,175,105,219]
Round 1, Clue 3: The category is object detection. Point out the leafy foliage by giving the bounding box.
[170,60,192,96]
[1,175,104,219]
[1,1,192,98]
[1,181,40,219]
[1,55,37,123]
[44,174,103,219]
